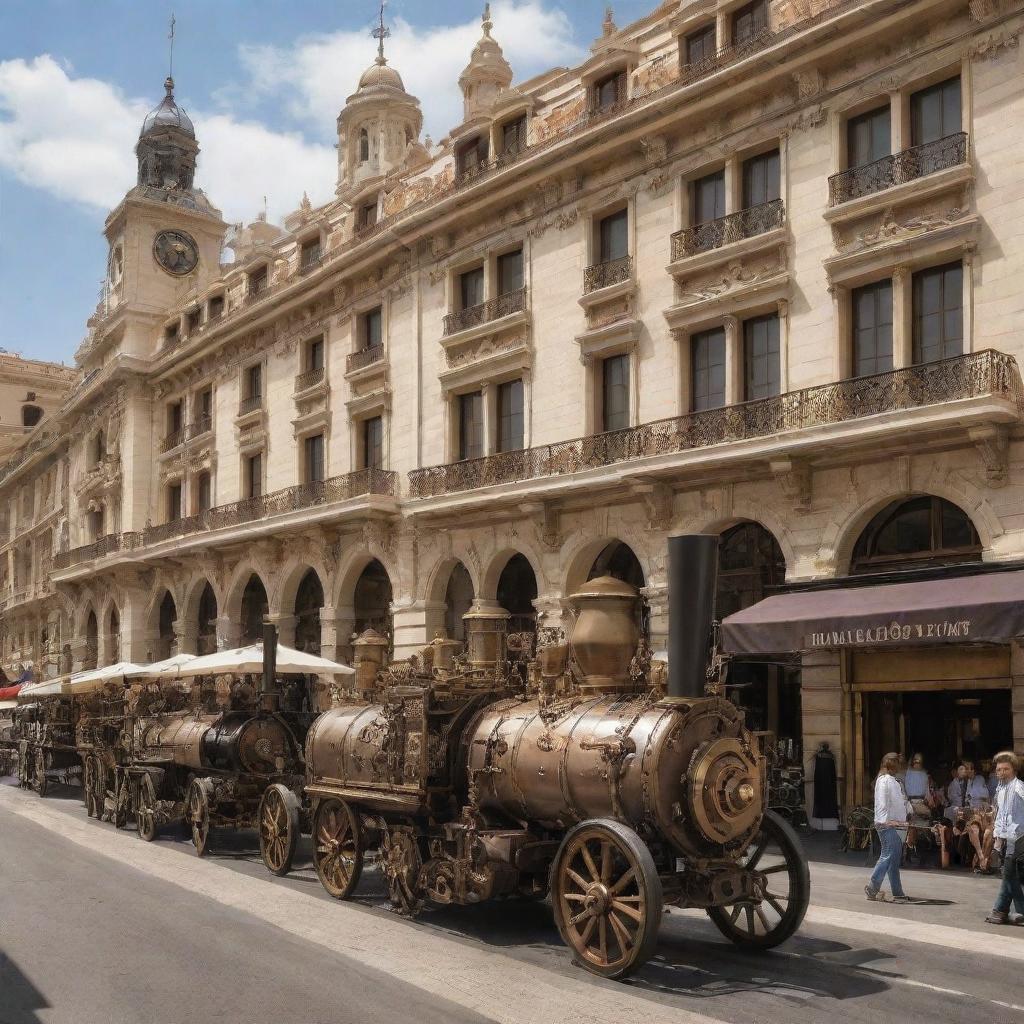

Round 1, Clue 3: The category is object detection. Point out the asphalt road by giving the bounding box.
[3,779,1023,1024]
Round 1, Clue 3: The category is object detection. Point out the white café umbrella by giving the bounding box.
[123,653,197,680]
[18,675,75,698]
[157,643,354,679]
[66,661,144,694]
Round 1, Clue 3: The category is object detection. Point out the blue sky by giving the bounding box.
[0,1,655,365]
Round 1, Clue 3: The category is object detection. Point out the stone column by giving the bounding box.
[1011,642,1024,754]
[392,600,444,661]
[70,636,90,673]
[216,616,241,651]
[640,583,669,656]
[320,603,356,664]
[264,613,297,648]
[175,621,197,657]
[891,264,912,369]
[533,594,570,641]
[723,315,742,405]
[800,649,845,830]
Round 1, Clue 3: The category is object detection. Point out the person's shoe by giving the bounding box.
[986,910,1010,925]
[865,884,882,901]
[892,895,912,904]
[1010,914,1024,926]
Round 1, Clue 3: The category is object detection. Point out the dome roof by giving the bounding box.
[140,77,195,138]
[357,58,406,93]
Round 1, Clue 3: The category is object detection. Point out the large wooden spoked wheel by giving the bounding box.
[707,809,810,949]
[136,773,159,842]
[312,799,363,899]
[113,770,130,829]
[259,784,300,877]
[552,818,663,980]
[34,748,48,798]
[187,779,214,857]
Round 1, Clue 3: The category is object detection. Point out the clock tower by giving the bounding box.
[97,74,226,361]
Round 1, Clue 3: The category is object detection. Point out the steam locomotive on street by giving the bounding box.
[7,536,809,979]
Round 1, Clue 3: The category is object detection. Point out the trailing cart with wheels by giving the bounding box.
[12,692,81,797]
[304,536,810,979]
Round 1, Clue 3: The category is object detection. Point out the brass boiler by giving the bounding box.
[136,713,216,770]
[467,577,765,858]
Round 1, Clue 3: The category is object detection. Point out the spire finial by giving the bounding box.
[167,12,176,81]
[603,5,616,37]
[482,3,492,38]
[372,2,390,66]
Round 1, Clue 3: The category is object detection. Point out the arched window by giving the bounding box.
[22,405,43,427]
[295,569,324,654]
[851,496,981,574]
[197,582,218,654]
[354,559,392,636]
[158,592,177,660]
[240,574,269,645]
[497,554,538,635]
[717,521,786,618]
[587,541,645,590]
[359,128,370,162]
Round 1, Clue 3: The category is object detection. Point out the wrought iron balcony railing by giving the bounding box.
[408,350,1022,498]
[51,469,399,571]
[246,279,270,303]
[188,415,213,440]
[160,427,185,453]
[443,287,528,336]
[237,395,263,417]
[346,344,385,374]
[295,367,326,392]
[671,199,785,260]
[829,133,968,206]
[584,255,633,294]
[299,250,323,275]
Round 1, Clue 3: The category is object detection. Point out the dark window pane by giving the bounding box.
[852,280,893,376]
[363,307,382,349]
[873,499,932,556]
[307,337,324,371]
[847,105,891,168]
[196,472,211,513]
[497,379,524,453]
[691,328,726,411]
[247,364,262,399]
[598,209,628,262]
[363,417,383,469]
[692,170,726,224]
[594,72,624,111]
[199,388,212,418]
[732,0,768,44]
[742,150,780,208]
[458,392,484,461]
[167,483,182,522]
[743,314,781,401]
[501,116,526,155]
[912,261,962,363]
[941,499,977,549]
[497,250,523,295]
[602,354,630,432]
[248,453,262,498]
[911,76,961,146]
[305,433,325,483]
[685,23,716,64]
[459,267,485,309]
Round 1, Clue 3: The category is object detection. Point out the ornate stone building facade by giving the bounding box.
[3,0,1024,811]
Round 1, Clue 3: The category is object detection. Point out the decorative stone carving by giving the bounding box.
[677,250,787,304]
[770,457,812,511]
[969,425,1009,487]
[969,26,1023,58]
[445,334,527,370]
[793,68,824,100]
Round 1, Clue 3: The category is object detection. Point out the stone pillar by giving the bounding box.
[391,600,443,661]
[175,621,197,657]
[216,616,241,651]
[70,636,90,673]
[640,583,669,656]
[1011,642,1024,754]
[264,613,297,648]
[891,264,912,369]
[723,315,742,405]
[320,604,356,665]
[800,649,844,830]
[533,594,570,641]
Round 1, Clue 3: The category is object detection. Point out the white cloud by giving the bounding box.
[238,1,585,142]
[0,55,336,225]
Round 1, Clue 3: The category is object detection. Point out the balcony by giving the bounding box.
[294,367,326,393]
[237,395,263,418]
[160,427,185,453]
[246,280,270,304]
[443,288,528,336]
[584,255,633,294]
[51,469,399,573]
[829,133,968,207]
[188,415,213,440]
[408,350,1022,499]
[671,200,785,261]
[299,249,323,275]
[346,345,385,374]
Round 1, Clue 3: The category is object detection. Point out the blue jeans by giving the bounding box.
[994,836,1024,915]
[869,826,906,897]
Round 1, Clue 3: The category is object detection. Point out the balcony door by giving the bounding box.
[852,280,894,377]
[911,77,961,147]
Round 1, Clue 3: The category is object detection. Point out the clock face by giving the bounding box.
[153,229,199,276]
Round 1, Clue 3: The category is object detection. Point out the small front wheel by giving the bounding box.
[551,818,663,980]
[312,798,362,899]
[186,779,214,857]
[136,773,159,842]
[259,784,300,876]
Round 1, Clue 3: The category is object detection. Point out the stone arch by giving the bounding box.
[496,554,539,634]
[294,569,325,654]
[273,557,330,619]
[196,581,218,654]
[239,573,270,646]
[333,547,399,612]
[688,502,799,583]
[714,520,787,618]
[563,536,648,596]
[84,608,99,670]
[424,558,477,642]
[352,559,393,636]
[156,591,177,660]
[106,604,121,664]
[480,547,545,601]
[223,561,271,626]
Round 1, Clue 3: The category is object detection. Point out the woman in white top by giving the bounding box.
[866,751,912,902]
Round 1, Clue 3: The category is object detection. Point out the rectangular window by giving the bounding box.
[195,471,212,513]
[684,23,716,65]
[732,0,768,44]
[742,149,781,208]
[197,387,213,420]
[208,294,225,320]
[847,105,891,168]
[913,261,963,364]
[246,452,263,499]
[692,170,725,225]
[601,354,630,432]
[497,379,524,453]
[458,136,489,177]
[300,238,322,270]
[361,307,383,350]
[501,116,527,157]
[458,391,484,461]
[304,433,325,484]
[360,202,378,229]
[363,416,384,470]
[306,336,325,372]
[164,322,179,346]
[691,328,727,411]
[911,76,962,147]
[88,507,105,540]
[593,71,625,112]
[598,209,629,263]
[246,364,262,401]
[167,482,182,522]
[852,279,894,377]
[186,308,201,335]
[743,314,781,401]
[459,267,485,310]
[497,249,524,296]
[249,266,268,295]
[167,400,183,435]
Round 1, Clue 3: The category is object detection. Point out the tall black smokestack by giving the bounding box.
[667,535,719,699]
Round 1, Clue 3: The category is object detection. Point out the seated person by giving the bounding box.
[904,753,933,821]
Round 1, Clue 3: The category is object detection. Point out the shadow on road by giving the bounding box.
[0,949,50,1024]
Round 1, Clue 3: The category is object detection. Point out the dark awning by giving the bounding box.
[721,569,1024,655]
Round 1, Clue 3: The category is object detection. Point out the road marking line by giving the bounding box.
[0,786,725,1024]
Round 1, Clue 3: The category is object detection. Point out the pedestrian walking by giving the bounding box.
[985,751,1024,925]
[866,751,912,903]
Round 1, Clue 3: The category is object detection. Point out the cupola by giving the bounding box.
[459,4,514,121]
[136,76,199,191]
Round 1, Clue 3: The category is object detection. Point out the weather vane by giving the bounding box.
[372,2,390,65]
[168,13,176,80]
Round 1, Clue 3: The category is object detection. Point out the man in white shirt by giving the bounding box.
[866,751,912,902]
[985,751,1024,925]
